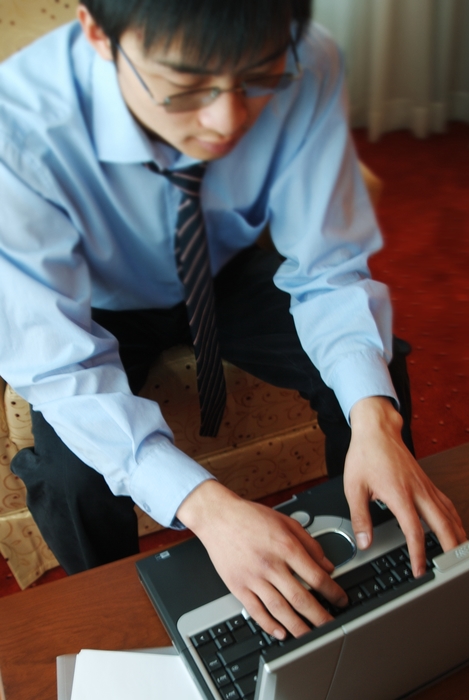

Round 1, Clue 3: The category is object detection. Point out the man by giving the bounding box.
[0,0,465,641]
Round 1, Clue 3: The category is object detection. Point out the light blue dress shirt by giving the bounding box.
[0,22,397,527]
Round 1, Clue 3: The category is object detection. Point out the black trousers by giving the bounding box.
[11,247,414,574]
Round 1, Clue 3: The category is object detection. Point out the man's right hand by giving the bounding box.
[176,480,349,639]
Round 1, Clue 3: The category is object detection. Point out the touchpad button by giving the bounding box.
[313,531,355,567]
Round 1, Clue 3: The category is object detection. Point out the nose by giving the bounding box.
[197,89,249,137]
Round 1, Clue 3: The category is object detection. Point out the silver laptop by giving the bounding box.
[136,477,469,700]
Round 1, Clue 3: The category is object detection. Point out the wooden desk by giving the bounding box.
[1,444,468,700]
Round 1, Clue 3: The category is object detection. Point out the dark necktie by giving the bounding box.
[147,162,226,437]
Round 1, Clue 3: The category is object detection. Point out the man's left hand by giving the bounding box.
[345,397,467,577]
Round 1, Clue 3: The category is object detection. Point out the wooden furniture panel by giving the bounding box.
[0,444,468,700]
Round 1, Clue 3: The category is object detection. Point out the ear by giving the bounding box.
[77,4,113,61]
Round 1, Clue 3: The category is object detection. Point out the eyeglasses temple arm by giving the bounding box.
[116,43,158,103]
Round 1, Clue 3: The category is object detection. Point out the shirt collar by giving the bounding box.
[91,53,197,171]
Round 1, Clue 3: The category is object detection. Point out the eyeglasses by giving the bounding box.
[116,43,303,114]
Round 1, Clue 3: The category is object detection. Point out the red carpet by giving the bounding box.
[354,123,469,457]
[1,123,468,597]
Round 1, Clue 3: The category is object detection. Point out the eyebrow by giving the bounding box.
[154,41,290,76]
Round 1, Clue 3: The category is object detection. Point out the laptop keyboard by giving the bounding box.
[190,533,443,700]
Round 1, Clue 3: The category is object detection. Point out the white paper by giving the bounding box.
[70,649,204,700]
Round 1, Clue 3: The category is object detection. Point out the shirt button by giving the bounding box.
[141,502,151,513]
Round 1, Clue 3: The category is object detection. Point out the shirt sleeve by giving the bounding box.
[268,32,398,422]
[0,160,213,527]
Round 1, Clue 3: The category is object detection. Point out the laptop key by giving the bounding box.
[211,623,228,637]
[245,618,285,643]
[192,630,212,646]
[227,615,246,630]
[204,654,222,672]
[376,572,399,589]
[218,635,267,665]
[215,633,235,649]
[372,556,394,575]
[247,619,262,634]
[233,625,254,644]
[196,640,218,660]
[425,533,441,551]
[221,685,240,700]
[394,562,413,581]
[347,586,368,605]
[359,584,372,599]
[388,547,410,565]
[360,579,383,597]
[261,631,278,645]
[212,670,232,688]
[334,563,377,590]
[226,652,260,681]
[235,672,258,697]
[429,545,443,560]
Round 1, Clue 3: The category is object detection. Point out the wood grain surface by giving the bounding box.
[1,444,468,700]
[0,548,170,700]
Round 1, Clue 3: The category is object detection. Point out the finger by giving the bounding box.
[291,522,335,573]
[282,545,349,609]
[239,588,291,641]
[392,477,466,574]
[257,577,334,638]
[414,485,468,552]
[401,516,426,578]
[345,481,374,551]
[277,519,349,611]
[293,563,348,609]
[426,487,468,546]
[240,578,331,639]
[384,493,427,577]
[434,486,464,524]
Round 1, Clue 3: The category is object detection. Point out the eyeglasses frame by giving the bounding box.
[116,40,303,113]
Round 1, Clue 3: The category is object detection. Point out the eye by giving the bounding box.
[168,80,204,90]
[240,57,286,87]
[165,74,210,91]
[243,74,283,89]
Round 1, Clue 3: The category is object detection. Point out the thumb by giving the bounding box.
[347,484,373,551]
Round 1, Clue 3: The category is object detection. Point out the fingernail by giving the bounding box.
[338,595,349,607]
[322,556,335,571]
[416,566,425,578]
[273,629,286,640]
[356,532,369,549]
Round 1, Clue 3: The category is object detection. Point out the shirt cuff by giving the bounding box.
[327,349,399,424]
[129,436,216,528]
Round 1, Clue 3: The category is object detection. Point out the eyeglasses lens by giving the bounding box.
[163,73,295,113]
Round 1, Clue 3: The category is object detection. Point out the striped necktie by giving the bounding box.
[147,162,226,437]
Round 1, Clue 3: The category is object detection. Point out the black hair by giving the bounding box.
[80,0,312,68]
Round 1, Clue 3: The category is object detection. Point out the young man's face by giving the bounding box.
[114,29,287,161]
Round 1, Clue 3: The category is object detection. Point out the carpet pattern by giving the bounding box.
[355,123,469,458]
[1,124,468,597]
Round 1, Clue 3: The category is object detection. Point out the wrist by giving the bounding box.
[176,479,239,534]
[350,396,403,436]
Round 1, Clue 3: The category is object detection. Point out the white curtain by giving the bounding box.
[314,0,469,140]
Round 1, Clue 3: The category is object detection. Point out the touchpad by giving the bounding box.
[314,531,355,567]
